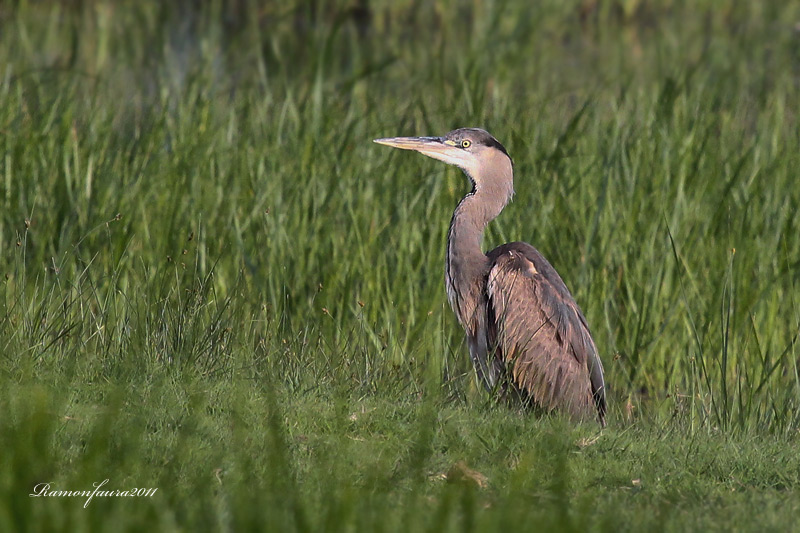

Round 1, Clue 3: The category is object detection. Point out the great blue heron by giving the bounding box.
[374,128,606,425]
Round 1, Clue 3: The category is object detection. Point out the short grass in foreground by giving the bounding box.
[3,371,800,532]
[1,1,800,530]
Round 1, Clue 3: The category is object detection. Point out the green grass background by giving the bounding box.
[1,0,799,530]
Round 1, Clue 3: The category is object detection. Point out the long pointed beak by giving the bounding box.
[373,136,445,151]
[373,135,468,168]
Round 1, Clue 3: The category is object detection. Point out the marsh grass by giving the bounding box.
[1,1,800,530]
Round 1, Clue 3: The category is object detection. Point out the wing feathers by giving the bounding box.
[486,244,606,424]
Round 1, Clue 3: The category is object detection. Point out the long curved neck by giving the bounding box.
[446,176,513,328]
[448,192,501,267]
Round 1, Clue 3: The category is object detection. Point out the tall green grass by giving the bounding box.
[1,1,799,530]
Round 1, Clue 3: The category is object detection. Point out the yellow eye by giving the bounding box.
[461,139,471,148]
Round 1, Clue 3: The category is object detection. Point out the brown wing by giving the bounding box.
[486,242,606,425]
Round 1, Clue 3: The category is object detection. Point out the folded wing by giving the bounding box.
[486,242,606,425]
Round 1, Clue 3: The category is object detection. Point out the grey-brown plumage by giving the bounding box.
[374,128,606,426]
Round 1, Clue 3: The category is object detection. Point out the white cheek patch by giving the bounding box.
[421,149,473,169]
[420,150,455,165]
[461,159,480,180]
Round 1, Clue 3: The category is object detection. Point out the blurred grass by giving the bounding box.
[1,0,800,530]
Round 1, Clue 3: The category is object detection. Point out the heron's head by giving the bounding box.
[374,128,513,191]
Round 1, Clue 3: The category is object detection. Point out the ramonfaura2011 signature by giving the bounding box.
[30,479,158,508]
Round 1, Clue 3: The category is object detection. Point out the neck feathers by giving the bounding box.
[445,159,514,328]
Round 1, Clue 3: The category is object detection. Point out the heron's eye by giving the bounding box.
[461,139,471,149]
